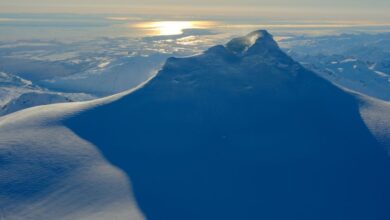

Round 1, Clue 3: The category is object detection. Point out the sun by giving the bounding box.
[135,21,214,36]
[154,21,194,35]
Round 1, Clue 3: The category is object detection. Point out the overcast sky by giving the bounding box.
[1,0,389,22]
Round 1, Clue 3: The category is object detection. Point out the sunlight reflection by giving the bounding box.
[134,21,215,36]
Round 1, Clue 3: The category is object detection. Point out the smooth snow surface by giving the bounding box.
[1,30,390,220]
[360,96,390,150]
[0,85,148,220]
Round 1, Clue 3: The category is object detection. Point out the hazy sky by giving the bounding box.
[1,0,390,22]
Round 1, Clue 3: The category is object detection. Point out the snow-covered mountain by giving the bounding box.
[0,71,37,106]
[1,30,390,220]
[0,36,201,115]
[0,33,218,100]
[297,54,390,101]
[282,33,390,101]
[0,92,72,116]
[41,54,168,96]
[0,71,95,116]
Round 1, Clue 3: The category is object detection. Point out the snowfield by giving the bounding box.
[0,84,149,220]
[282,33,390,101]
[360,95,390,149]
[1,30,390,220]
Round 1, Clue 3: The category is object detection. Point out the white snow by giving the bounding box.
[375,70,388,77]
[0,79,152,220]
[0,71,98,116]
[340,58,357,63]
[0,92,72,116]
[360,95,390,151]
[98,61,111,68]
[369,63,377,70]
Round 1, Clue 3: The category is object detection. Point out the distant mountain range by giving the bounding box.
[282,33,390,101]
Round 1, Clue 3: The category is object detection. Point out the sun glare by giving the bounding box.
[156,21,193,35]
[135,21,213,36]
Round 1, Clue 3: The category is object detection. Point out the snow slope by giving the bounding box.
[292,54,390,101]
[0,71,96,116]
[42,54,167,96]
[282,33,390,101]
[0,86,148,219]
[0,92,72,116]
[0,71,37,106]
[360,95,390,149]
[1,30,390,220]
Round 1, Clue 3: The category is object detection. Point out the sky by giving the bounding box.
[1,0,390,41]
[1,0,389,22]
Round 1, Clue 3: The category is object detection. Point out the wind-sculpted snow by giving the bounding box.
[360,96,390,150]
[2,30,390,220]
[226,30,278,54]
[0,85,148,219]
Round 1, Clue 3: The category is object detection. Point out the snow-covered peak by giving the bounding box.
[226,30,278,54]
[202,30,279,58]
[160,30,299,91]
